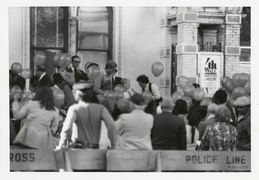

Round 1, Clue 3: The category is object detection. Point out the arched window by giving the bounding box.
[30,7,68,76]
[77,7,113,70]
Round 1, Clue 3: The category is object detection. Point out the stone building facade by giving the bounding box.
[9,7,250,96]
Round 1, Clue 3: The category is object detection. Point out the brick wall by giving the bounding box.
[224,23,241,77]
[225,24,240,46]
[177,23,198,45]
[176,20,198,81]
[177,54,197,77]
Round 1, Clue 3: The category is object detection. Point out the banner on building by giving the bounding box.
[198,53,223,97]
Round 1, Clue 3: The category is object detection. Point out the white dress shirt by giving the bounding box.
[143,83,161,99]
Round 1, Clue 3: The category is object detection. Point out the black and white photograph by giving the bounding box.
[1,0,258,179]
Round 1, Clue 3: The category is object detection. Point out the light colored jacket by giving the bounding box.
[12,100,59,149]
[116,109,154,150]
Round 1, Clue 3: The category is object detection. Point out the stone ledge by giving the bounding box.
[176,45,198,54]
[225,14,242,24]
[177,13,198,23]
[225,46,241,55]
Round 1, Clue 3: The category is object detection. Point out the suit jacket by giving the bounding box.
[38,73,54,88]
[9,70,26,90]
[93,72,122,95]
[112,76,122,89]
[236,111,250,150]
[66,67,88,83]
[116,109,154,150]
[151,111,187,150]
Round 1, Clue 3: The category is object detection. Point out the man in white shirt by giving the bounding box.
[136,74,162,114]
[136,74,161,100]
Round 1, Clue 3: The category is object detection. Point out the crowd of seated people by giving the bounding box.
[9,57,251,152]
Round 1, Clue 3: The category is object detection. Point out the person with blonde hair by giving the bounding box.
[121,78,133,99]
[197,103,218,140]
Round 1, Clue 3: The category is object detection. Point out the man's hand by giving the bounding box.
[55,144,68,151]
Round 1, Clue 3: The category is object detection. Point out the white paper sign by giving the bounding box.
[199,53,222,97]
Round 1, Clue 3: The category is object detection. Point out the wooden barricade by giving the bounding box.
[65,149,107,171]
[106,150,251,172]
[10,149,251,172]
[10,149,59,171]
[159,151,251,172]
[106,150,157,171]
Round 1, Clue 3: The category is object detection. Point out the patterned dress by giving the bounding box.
[199,122,238,151]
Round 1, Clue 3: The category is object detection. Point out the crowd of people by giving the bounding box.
[9,55,251,151]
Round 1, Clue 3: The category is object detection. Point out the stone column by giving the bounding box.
[176,9,199,84]
[217,24,226,53]
[69,17,77,56]
[224,12,242,77]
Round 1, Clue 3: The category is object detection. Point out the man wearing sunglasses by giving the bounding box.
[67,55,88,83]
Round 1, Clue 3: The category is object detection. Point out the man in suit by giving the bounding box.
[115,93,153,150]
[66,55,88,83]
[151,97,187,150]
[9,69,25,90]
[36,65,54,87]
[93,61,122,95]
[233,96,251,150]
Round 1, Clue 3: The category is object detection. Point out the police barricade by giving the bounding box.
[159,151,251,172]
[65,149,107,171]
[106,150,157,172]
[10,149,251,172]
[106,150,251,172]
[10,149,60,171]
[10,148,107,172]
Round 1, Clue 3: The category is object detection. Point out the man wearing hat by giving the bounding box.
[56,85,118,150]
[66,55,88,83]
[93,61,122,95]
[151,97,186,150]
[233,96,251,150]
[115,93,153,150]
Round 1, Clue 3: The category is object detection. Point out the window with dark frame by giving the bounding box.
[30,7,69,76]
[77,7,113,70]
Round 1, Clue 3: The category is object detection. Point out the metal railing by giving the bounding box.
[198,42,222,52]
